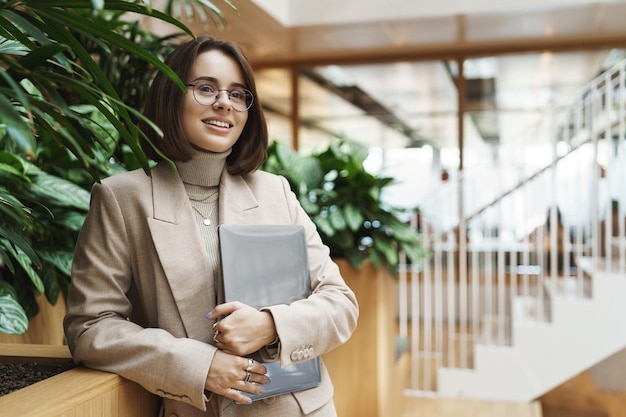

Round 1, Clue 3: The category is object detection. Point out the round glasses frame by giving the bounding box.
[185,82,254,112]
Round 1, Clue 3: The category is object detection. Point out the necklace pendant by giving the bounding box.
[203,218,212,226]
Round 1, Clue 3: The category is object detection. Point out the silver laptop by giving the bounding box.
[218,224,321,400]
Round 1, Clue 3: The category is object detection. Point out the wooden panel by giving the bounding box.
[323,259,402,417]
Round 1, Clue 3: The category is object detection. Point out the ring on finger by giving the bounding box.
[213,329,219,343]
[244,371,251,383]
[246,358,254,371]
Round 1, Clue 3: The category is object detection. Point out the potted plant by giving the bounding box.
[0,0,234,339]
[262,139,426,272]
[0,1,228,415]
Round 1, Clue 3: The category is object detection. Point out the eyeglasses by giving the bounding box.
[185,81,254,112]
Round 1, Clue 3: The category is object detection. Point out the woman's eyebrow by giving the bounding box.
[191,76,247,88]
[191,76,217,82]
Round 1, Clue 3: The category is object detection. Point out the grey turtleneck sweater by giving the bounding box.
[175,149,231,294]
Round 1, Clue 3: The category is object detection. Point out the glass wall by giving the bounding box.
[255,49,621,219]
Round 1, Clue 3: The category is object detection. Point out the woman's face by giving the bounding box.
[182,50,249,153]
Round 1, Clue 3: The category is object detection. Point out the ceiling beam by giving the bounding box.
[250,33,626,69]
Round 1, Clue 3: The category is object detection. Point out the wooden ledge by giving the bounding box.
[0,343,71,364]
[0,344,160,417]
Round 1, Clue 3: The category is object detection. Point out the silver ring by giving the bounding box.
[213,329,219,343]
[244,371,251,382]
[246,358,254,371]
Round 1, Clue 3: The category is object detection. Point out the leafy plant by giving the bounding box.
[263,140,427,272]
[0,0,234,334]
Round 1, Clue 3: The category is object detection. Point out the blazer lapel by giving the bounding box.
[219,172,259,224]
[147,163,215,341]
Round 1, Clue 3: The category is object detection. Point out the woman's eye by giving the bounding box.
[230,90,245,100]
[198,83,217,94]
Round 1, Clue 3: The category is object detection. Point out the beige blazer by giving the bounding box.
[63,163,359,416]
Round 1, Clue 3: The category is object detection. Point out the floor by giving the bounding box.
[400,396,542,417]
[539,370,626,417]
[399,369,626,417]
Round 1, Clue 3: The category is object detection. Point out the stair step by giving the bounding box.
[479,314,512,345]
[513,295,550,322]
[542,276,591,299]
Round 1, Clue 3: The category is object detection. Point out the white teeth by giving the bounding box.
[205,119,230,128]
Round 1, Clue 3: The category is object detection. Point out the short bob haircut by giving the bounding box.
[139,36,268,175]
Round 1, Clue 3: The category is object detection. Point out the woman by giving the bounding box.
[63,36,359,417]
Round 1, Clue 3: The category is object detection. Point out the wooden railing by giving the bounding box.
[399,58,626,397]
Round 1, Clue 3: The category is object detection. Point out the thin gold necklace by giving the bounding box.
[188,189,218,202]
[189,190,218,226]
[191,205,214,226]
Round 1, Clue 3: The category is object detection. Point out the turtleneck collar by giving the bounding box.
[175,148,232,187]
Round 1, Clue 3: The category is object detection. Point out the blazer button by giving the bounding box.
[262,396,276,404]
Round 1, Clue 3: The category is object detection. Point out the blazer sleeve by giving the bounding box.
[262,176,359,367]
[63,180,215,411]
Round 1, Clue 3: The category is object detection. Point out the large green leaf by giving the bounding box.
[0,161,29,188]
[0,292,28,335]
[344,204,364,232]
[52,210,87,232]
[0,188,32,225]
[39,250,73,277]
[0,92,36,154]
[373,237,398,269]
[4,242,45,294]
[27,166,91,211]
[0,226,40,268]
[18,43,70,70]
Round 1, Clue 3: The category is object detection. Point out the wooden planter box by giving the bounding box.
[323,259,408,417]
[0,344,160,417]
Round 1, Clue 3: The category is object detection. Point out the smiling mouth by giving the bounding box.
[203,119,232,128]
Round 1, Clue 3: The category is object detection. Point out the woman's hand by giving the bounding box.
[208,301,278,356]
[205,350,269,404]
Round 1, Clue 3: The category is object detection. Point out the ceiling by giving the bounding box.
[145,1,626,154]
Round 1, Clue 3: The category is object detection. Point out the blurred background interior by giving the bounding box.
[148,0,626,226]
[144,2,626,416]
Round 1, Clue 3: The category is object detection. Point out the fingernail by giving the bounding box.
[245,398,252,405]
[205,312,212,319]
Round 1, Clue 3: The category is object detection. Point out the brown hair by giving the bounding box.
[139,36,268,175]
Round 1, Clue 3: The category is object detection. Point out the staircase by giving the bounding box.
[437,258,626,401]
[399,59,626,402]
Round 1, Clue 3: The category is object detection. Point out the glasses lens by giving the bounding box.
[229,88,254,111]
[193,82,218,105]
[191,82,254,111]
